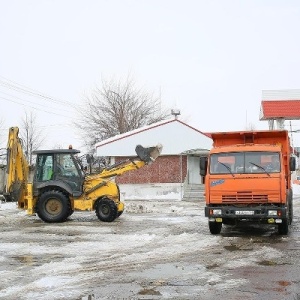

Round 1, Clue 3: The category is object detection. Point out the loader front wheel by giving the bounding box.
[36,191,70,223]
[117,210,124,218]
[95,198,118,222]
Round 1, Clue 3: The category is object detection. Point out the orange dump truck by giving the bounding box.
[200,130,296,235]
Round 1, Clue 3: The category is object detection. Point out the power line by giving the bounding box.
[0,90,73,113]
[0,95,71,118]
[0,75,78,109]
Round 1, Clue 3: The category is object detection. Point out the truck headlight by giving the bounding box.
[268,210,277,216]
[212,209,222,215]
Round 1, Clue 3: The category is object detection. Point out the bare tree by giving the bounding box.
[0,118,9,166]
[75,75,170,150]
[0,117,4,146]
[21,112,45,165]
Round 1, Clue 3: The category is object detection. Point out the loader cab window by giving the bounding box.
[54,153,83,192]
[55,154,80,177]
[35,154,54,181]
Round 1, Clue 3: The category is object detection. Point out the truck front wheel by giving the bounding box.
[209,221,222,234]
[278,219,289,235]
[36,191,70,223]
[95,198,118,222]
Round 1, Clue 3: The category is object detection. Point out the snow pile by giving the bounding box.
[0,201,17,210]
[123,191,181,201]
[293,183,300,195]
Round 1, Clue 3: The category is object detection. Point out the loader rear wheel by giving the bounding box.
[95,198,118,222]
[36,191,70,223]
[209,221,222,234]
[68,209,74,217]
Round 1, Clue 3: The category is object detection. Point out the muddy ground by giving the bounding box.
[1,196,300,300]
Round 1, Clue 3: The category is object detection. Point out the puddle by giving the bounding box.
[206,263,219,270]
[10,254,66,266]
[130,263,205,280]
[257,260,278,266]
[224,245,240,251]
[138,288,161,295]
[278,280,291,287]
[81,295,95,300]
[257,260,290,266]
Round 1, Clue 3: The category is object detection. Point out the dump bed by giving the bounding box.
[211,130,290,158]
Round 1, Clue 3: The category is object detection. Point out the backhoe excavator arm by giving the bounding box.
[4,127,29,203]
[86,144,163,180]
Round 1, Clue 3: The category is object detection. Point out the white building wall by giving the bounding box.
[96,120,212,157]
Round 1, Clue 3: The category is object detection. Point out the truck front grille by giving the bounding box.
[222,192,268,203]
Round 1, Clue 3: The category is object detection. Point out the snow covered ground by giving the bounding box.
[0,185,300,299]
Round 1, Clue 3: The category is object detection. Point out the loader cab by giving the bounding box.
[33,149,85,196]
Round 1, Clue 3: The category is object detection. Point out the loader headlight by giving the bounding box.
[268,210,278,216]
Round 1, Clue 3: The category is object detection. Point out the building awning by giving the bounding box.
[181,148,210,155]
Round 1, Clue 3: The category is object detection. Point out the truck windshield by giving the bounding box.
[210,152,280,174]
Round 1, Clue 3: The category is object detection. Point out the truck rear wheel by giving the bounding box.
[36,191,70,223]
[209,221,222,234]
[278,219,289,235]
[95,198,118,222]
[289,197,293,225]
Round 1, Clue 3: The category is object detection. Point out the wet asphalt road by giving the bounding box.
[0,196,300,300]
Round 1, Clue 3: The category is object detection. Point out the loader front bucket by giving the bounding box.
[135,144,163,164]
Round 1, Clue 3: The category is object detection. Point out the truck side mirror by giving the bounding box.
[200,156,208,176]
[290,156,296,172]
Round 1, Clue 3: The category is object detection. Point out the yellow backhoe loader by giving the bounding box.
[4,127,162,223]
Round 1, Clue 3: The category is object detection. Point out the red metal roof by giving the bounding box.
[260,100,300,120]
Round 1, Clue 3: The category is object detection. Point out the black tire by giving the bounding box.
[288,189,293,225]
[209,221,222,234]
[222,218,236,226]
[117,210,124,218]
[68,209,74,217]
[36,190,70,223]
[278,219,289,235]
[95,198,118,222]
[289,201,293,225]
[115,185,123,218]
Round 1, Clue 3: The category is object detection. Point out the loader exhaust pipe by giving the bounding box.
[135,144,163,164]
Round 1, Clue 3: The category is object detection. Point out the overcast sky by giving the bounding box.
[1,0,300,151]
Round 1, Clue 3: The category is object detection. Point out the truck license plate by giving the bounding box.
[235,210,254,215]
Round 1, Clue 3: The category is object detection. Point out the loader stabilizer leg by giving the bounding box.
[135,144,163,164]
[3,193,13,202]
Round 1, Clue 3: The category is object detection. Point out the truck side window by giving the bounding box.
[210,155,219,173]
